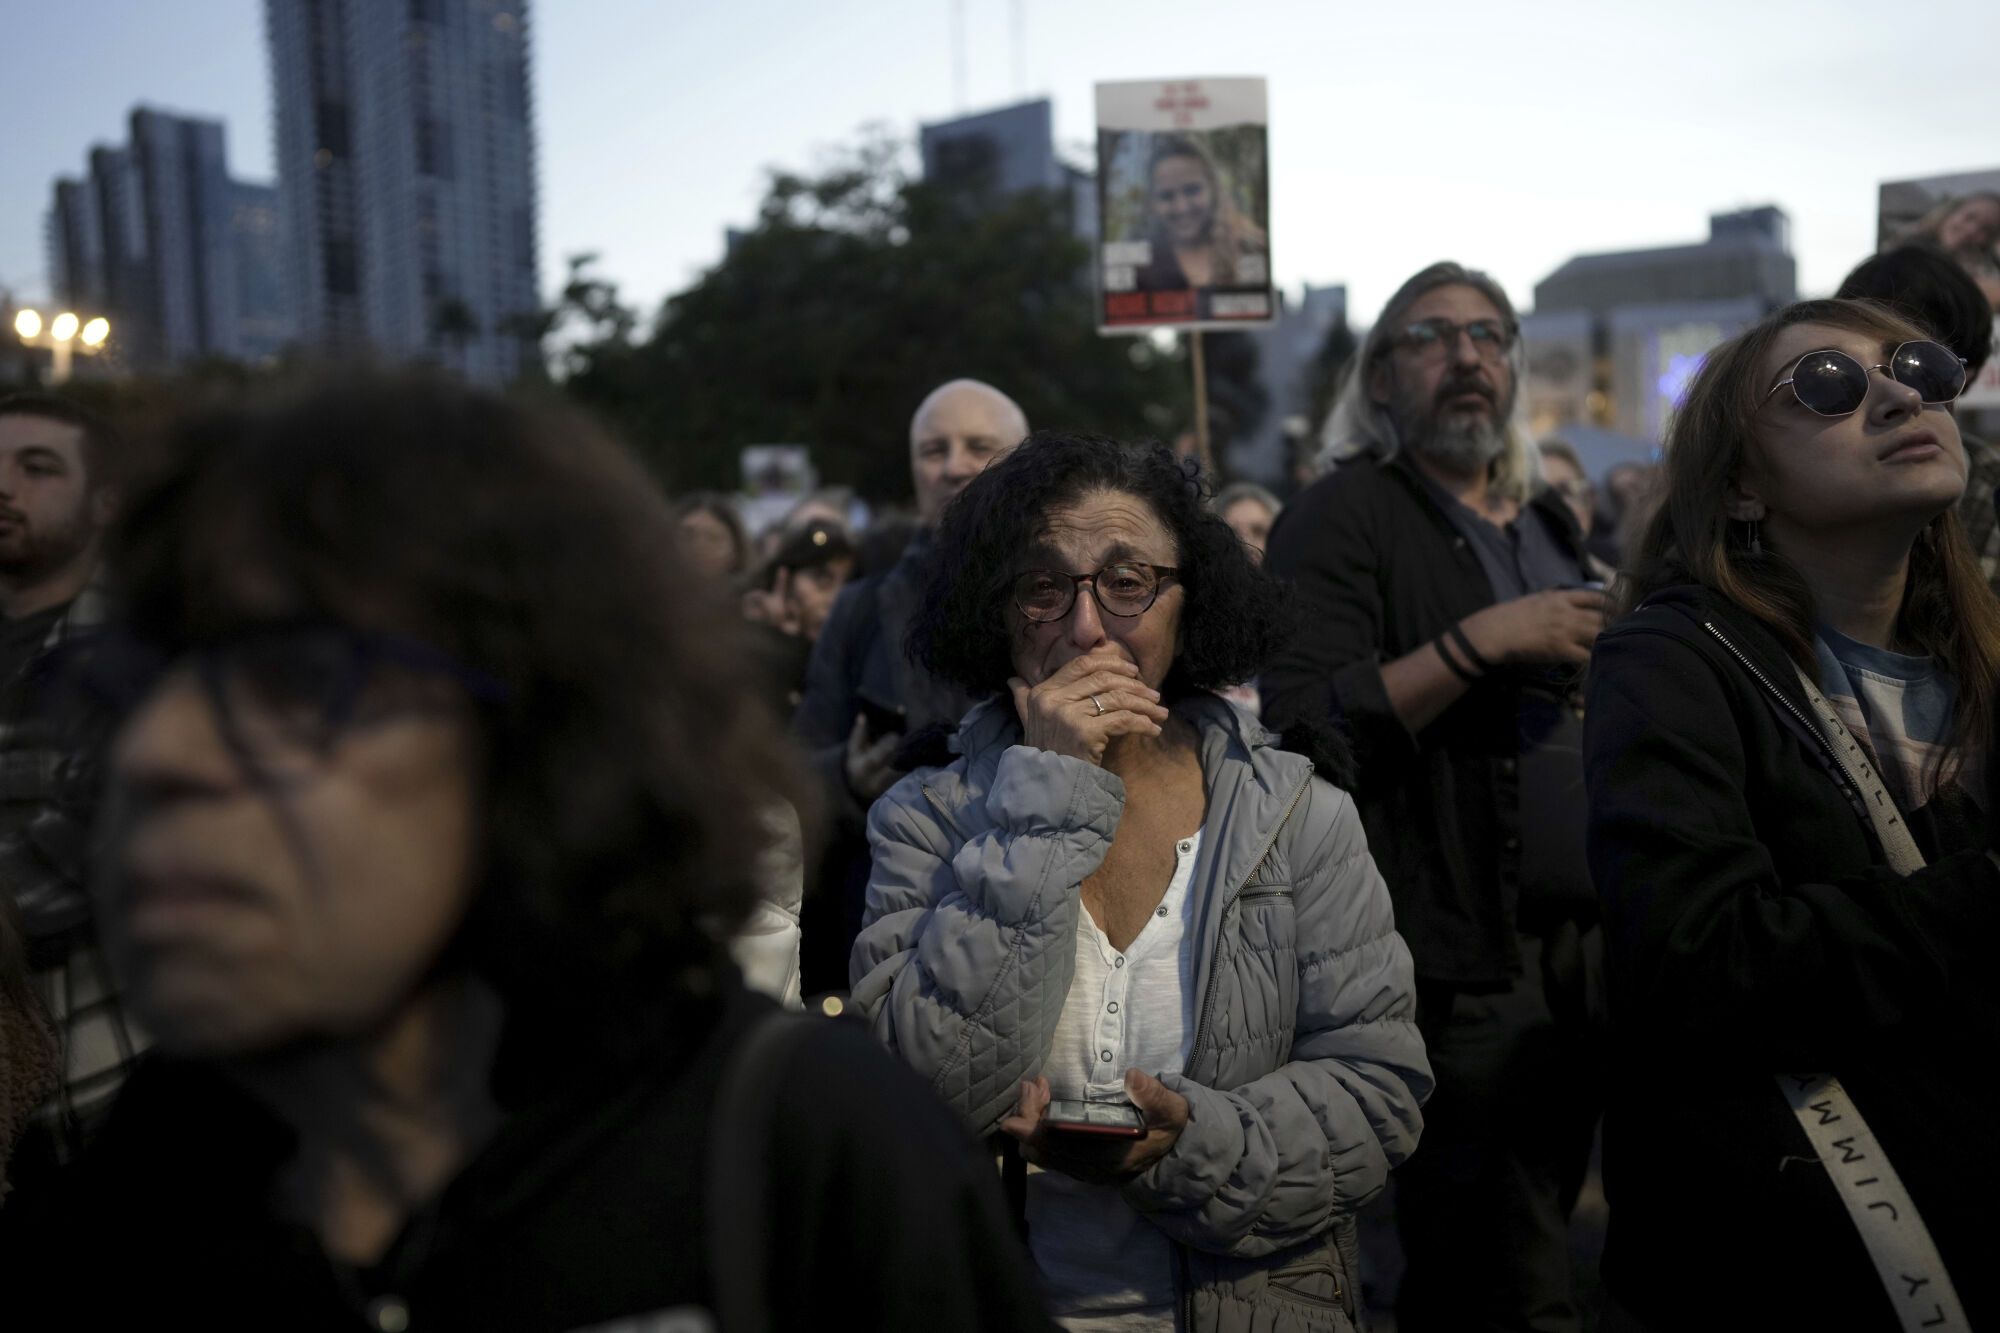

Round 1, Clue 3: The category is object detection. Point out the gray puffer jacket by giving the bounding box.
[852,694,1431,1331]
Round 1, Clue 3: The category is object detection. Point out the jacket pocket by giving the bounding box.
[1237,885,1292,903]
[1233,887,1297,950]
[1266,1254,1346,1314]
[1185,1236,1358,1333]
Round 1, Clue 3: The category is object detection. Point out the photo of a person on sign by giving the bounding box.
[1134,134,1267,296]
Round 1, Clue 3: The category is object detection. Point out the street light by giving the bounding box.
[11,306,111,384]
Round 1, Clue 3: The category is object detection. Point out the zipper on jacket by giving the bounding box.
[1698,621,1870,800]
[1182,766,1314,1079]
[1172,765,1312,1330]
[1236,886,1293,902]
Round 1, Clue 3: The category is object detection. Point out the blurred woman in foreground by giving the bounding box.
[5,376,1049,1331]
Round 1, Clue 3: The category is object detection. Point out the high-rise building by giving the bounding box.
[919,98,1097,244]
[130,108,239,363]
[46,179,105,312]
[231,182,291,364]
[44,113,292,371]
[265,0,542,385]
[85,146,150,337]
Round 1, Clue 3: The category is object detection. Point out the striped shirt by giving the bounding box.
[1812,625,1957,817]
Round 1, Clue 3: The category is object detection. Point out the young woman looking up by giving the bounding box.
[1584,298,1999,1330]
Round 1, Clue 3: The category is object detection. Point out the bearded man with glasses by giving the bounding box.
[1264,262,1609,1332]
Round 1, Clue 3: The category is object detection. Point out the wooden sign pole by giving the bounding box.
[1190,329,1213,476]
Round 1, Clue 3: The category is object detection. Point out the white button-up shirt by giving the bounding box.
[1028,829,1205,1329]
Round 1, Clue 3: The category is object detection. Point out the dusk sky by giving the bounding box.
[3,0,1995,328]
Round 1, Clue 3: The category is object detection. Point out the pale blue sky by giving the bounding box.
[3,0,1995,328]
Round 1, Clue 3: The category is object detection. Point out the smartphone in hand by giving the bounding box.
[1042,1099,1147,1139]
[855,692,906,742]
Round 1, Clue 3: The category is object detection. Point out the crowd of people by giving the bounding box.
[0,203,1995,1332]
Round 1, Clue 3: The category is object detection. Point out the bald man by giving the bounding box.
[791,379,1026,992]
[905,379,1029,528]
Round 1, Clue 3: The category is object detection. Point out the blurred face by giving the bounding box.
[1939,198,2000,255]
[1220,498,1275,564]
[1008,489,1184,692]
[678,509,739,580]
[910,384,1025,527]
[1538,452,1595,534]
[98,631,482,1057]
[1605,463,1651,510]
[1151,154,1215,247]
[786,556,855,641]
[1739,322,1967,543]
[1371,283,1516,478]
[0,413,105,583]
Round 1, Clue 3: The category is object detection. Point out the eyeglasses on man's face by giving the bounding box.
[1011,563,1179,624]
[1391,317,1516,364]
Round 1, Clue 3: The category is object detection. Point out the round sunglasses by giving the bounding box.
[1763,340,1967,418]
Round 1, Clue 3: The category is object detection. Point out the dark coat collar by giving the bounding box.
[1377,451,1590,563]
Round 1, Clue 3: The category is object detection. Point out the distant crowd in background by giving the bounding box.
[0,190,1995,1332]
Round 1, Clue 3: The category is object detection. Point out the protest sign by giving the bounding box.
[1879,170,2000,408]
[1095,77,1273,333]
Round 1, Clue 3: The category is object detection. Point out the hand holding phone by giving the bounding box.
[1041,1098,1147,1139]
[998,1072,1191,1185]
[854,693,907,743]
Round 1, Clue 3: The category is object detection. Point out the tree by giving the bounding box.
[560,135,1190,502]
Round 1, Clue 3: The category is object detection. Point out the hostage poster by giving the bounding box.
[1095,77,1273,333]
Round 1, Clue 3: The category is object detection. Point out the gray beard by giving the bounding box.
[1407,414,1505,477]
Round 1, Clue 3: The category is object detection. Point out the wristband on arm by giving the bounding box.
[1433,633,1480,684]
[1447,622,1497,677]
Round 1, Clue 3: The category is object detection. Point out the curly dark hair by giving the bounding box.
[107,374,810,1090]
[907,430,1291,701]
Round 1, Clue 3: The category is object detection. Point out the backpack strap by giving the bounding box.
[706,1010,815,1333]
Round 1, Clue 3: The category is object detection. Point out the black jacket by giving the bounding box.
[792,534,985,994]
[2,982,1054,1332]
[1263,454,1591,987]
[794,531,982,775]
[1583,584,2000,1329]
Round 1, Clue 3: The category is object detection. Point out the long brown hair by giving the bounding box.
[1622,297,2000,782]
[1146,135,1267,285]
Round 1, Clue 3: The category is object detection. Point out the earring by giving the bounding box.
[1748,519,1763,557]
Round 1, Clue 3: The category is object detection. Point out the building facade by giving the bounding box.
[45,111,290,371]
[266,0,541,385]
[1522,206,1798,451]
[919,98,1097,244]
[129,108,239,363]
[45,179,105,315]
[231,182,291,364]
